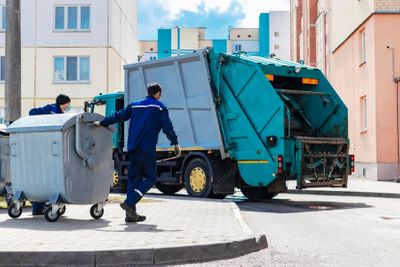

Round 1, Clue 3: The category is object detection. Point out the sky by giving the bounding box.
[137,0,290,40]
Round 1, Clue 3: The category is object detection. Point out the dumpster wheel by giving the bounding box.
[44,207,60,222]
[90,204,104,219]
[7,203,22,218]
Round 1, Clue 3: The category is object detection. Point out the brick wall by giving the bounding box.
[375,0,400,11]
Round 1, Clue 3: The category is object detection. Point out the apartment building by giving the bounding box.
[0,0,138,117]
[139,12,290,61]
[290,0,400,181]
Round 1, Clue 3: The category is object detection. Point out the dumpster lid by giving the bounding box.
[7,113,104,133]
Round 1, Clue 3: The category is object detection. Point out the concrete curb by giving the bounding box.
[0,235,267,266]
[0,202,267,266]
[287,189,400,199]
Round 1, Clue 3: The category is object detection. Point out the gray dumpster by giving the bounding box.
[7,113,113,222]
[0,131,10,196]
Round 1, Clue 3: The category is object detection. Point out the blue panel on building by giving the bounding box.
[212,39,227,53]
[259,13,269,57]
[158,29,171,59]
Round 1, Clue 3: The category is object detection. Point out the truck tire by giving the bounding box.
[184,158,212,198]
[110,170,127,193]
[241,187,278,200]
[155,182,183,195]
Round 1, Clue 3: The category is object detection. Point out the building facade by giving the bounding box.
[290,0,400,181]
[0,0,138,117]
[139,11,290,62]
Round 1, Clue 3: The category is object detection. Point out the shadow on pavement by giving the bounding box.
[95,223,181,233]
[0,214,112,231]
[236,199,372,213]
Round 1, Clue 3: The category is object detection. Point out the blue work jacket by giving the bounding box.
[100,96,178,154]
[29,104,62,115]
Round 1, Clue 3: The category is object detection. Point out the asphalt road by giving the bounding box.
[178,193,400,266]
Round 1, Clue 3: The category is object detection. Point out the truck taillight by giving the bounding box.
[277,155,283,174]
[350,154,355,173]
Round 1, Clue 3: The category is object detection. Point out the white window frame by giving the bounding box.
[53,56,91,84]
[234,44,242,51]
[0,5,5,32]
[53,5,91,32]
[360,96,367,132]
[360,29,366,65]
[0,56,5,82]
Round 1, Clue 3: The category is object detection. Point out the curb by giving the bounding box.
[0,235,268,266]
[287,189,400,199]
[0,202,268,266]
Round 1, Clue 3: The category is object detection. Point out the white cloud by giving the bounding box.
[238,0,290,27]
[145,0,289,23]
[137,0,290,39]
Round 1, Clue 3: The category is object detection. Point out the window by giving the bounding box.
[360,96,367,132]
[274,32,280,37]
[274,45,280,50]
[149,56,157,61]
[360,29,366,64]
[237,35,241,38]
[150,48,154,51]
[1,6,5,31]
[0,56,5,81]
[248,35,252,38]
[54,56,90,82]
[234,44,242,51]
[55,6,90,31]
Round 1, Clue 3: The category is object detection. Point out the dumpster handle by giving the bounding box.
[75,115,95,168]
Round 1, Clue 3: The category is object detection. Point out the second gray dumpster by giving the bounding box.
[7,112,113,222]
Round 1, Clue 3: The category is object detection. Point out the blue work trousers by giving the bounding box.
[125,149,157,209]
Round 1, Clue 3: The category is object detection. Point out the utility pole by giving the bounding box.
[5,0,21,124]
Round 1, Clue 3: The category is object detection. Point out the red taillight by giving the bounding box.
[277,155,283,174]
[350,154,355,173]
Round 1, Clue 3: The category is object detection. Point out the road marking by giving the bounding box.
[229,202,253,235]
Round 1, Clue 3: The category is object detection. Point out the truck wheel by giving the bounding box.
[184,158,212,198]
[110,170,127,193]
[155,182,183,195]
[241,187,278,200]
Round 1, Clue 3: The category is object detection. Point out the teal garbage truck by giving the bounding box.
[85,49,354,199]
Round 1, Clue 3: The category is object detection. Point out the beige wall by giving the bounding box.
[0,47,126,115]
[229,28,259,41]
[331,13,400,180]
[139,41,158,54]
[331,16,377,164]
[374,14,400,163]
[331,0,375,51]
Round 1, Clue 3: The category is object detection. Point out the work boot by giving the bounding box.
[125,211,146,223]
[119,202,143,220]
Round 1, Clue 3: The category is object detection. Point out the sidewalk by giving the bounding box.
[0,196,266,266]
[287,176,400,198]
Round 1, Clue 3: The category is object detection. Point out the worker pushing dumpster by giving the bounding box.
[7,112,113,222]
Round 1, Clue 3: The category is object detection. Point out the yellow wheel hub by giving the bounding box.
[189,167,206,192]
[112,170,119,187]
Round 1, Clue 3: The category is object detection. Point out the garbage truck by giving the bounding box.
[85,49,354,199]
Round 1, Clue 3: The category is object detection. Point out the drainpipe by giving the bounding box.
[388,45,399,182]
[395,76,400,183]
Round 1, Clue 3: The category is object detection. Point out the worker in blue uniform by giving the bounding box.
[94,82,180,222]
[29,94,71,215]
